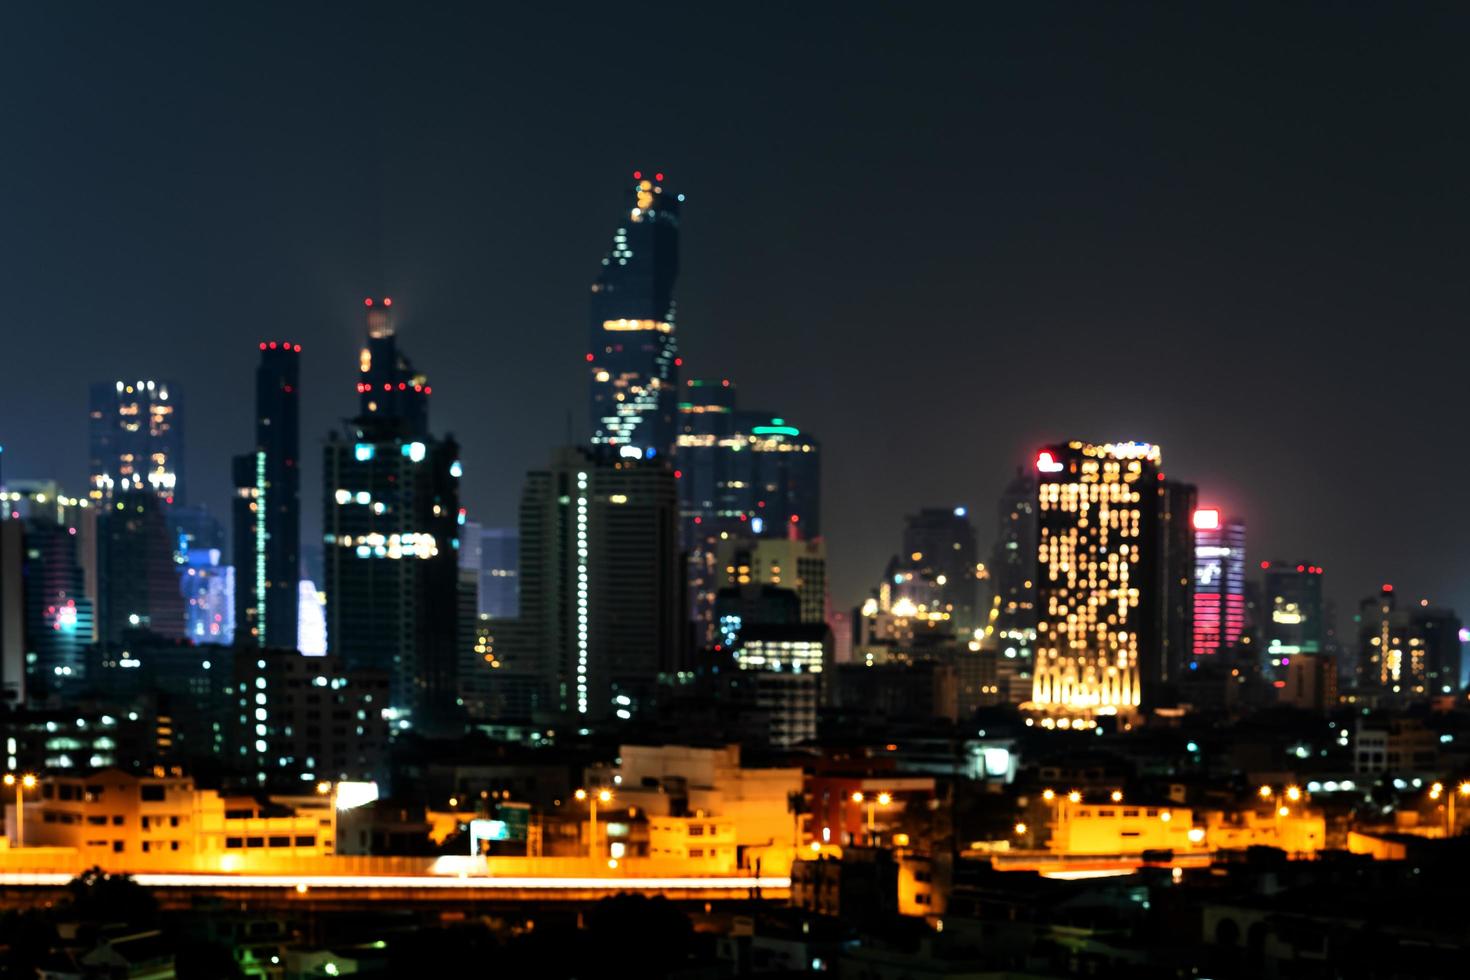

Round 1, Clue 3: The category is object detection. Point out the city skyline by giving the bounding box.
[1,4,1467,623]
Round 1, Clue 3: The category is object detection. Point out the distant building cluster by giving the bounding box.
[1,173,1469,975]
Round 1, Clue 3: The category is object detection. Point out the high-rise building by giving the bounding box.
[588,170,683,460]
[232,340,301,649]
[1191,509,1246,659]
[0,499,95,705]
[504,446,682,722]
[323,299,461,729]
[181,546,232,644]
[97,491,186,645]
[1030,441,1169,719]
[0,521,24,704]
[713,538,827,626]
[173,504,231,645]
[1158,480,1197,686]
[1355,584,1462,697]
[986,469,1037,701]
[900,507,979,634]
[1263,561,1325,679]
[479,527,519,619]
[231,648,390,787]
[677,377,821,644]
[88,379,184,503]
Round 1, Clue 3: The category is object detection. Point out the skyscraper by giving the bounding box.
[479,527,519,620]
[232,340,301,649]
[323,299,461,729]
[1158,479,1197,686]
[97,490,185,645]
[1191,509,1246,659]
[87,379,184,503]
[714,537,828,627]
[1354,584,1461,697]
[504,446,682,722]
[1030,441,1166,719]
[677,377,821,644]
[588,171,683,460]
[0,492,95,704]
[901,507,979,634]
[987,469,1037,700]
[1263,561,1325,678]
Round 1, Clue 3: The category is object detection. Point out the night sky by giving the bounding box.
[2,3,1467,622]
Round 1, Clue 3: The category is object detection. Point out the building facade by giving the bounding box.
[88,380,184,503]
[504,447,682,722]
[1030,441,1164,718]
[901,507,980,635]
[588,171,683,460]
[97,491,185,645]
[232,341,301,649]
[323,300,461,729]
[1191,509,1246,659]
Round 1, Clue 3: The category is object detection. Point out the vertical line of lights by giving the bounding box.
[254,450,268,645]
[576,472,589,715]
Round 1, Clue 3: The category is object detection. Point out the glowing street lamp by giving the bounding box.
[3,773,36,847]
[575,788,613,860]
[851,791,892,841]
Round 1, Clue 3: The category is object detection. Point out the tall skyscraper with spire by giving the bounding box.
[232,340,301,649]
[587,170,683,460]
[323,298,462,730]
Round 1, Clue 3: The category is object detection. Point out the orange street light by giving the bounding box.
[3,773,36,847]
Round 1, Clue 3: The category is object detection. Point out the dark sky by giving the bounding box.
[2,3,1467,622]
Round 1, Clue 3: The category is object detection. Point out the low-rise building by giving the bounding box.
[26,769,333,863]
[594,743,803,873]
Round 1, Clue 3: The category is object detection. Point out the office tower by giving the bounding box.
[508,446,682,721]
[1355,584,1462,697]
[1413,606,1462,695]
[87,379,184,503]
[232,649,390,787]
[1158,479,1197,686]
[97,491,186,645]
[677,377,822,644]
[1356,584,1394,689]
[323,299,461,729]
[987,469,1037,701]
[0,521,23,703]
[587,170,683,459]
[714,537,827,626]
[232,341,301,649]
[1263,561,1325,679]
[1030,441,1168,719]
[1191,509,1246,659]
[479,527,520,619]
[0,495,95,705]
[900,507,979,634]
[173,504,232,645]
[1280,653,1339,712]
[729,622,829,747]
